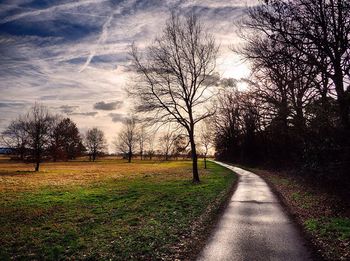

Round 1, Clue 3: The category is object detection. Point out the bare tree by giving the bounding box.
[1,119,28,161]
[23,104,55,171]
[159,131,177,161]
[130,13,219,183]
[146,132,157,160]
[1,105,84,168]
[245,0,350,129]
[199,119,213,169]
[238,36,318,134]
[117,117,137,163]
[85,127,107,162]
[136,124,148,160]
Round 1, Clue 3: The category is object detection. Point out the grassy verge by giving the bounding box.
[246,167,350,260]
[0,159,237,260]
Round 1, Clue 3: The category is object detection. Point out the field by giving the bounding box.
[0,157,236,260]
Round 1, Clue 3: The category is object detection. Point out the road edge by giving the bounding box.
[186,161,240,261]
[228,163,325,261]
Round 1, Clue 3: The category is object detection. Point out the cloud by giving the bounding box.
[0,101,27,108]
[94,100,123,110]
[78,0,137,72]
[108,113,125,122]
[59,105,79,114]
[70,111,98,116]
[0,0,110,25]
[0,0,257,150]
[79,13,113,72]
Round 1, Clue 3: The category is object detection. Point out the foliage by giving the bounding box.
[49,118,85,161]
[1,105,85,171]
[215,0,350,183]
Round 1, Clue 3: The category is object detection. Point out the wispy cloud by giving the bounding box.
[94,101,123,111]
[108,113,125,123]
[0,101,27,108]
[0,0,256,149]
[59,105,80,114]
[0,0,110,24]
[70,111,98,117]
[79,14,114,72]
[79,0,137,72]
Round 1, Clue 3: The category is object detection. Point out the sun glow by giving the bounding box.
[217,52,250,80]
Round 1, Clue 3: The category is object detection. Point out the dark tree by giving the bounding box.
[199,119,213,169]
[159,130,177,161]
[50,118,85,161]
[214,0,350,183]
[146,132,157,160]
[23,104,55,171]
[172,134,189,160]
[245,0,350,129]
[1,119,28,160]
[85,127,107,162]
[214,84,242,162]
[130,13,218,183]
[117,117,137,163]
[136,124,148,160]
[1,119,28,161]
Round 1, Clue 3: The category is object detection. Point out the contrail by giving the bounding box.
[78,0,137,72]
[0,0,109,24]
[79,14,113,73]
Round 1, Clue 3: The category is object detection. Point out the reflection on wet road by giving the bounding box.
[197,162,312,261]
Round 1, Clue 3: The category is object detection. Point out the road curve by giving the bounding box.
[197,161,312,261]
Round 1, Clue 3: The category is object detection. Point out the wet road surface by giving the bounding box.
[197,162,312,261]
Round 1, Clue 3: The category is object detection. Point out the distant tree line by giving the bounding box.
[1,104,107,171]
[1,103,212,171]
[214,0,350,183]
[115,118,204,163]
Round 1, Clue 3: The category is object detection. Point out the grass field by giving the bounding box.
[0,157,236,260]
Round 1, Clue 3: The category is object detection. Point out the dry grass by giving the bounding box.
[0,157,236,260]
[0,157,203,192]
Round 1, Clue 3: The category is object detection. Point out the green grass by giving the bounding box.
[0,160,236,260]
[305,218,350,241]
[246,166,350,260]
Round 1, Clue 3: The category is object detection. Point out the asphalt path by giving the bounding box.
[197,161,312,261]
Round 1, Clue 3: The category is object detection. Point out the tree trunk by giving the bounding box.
[20,149,24,161]
[35,161,40,171]
[189,134,200,183]
[333,64,349,130]
[128,149,132,163]
[204,155,207,169]
[35,150,40,171]
[295,106,306,134]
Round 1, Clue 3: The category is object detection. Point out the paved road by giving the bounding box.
[197,162,312,261]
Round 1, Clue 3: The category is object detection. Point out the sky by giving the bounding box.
[0,0,257,151]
